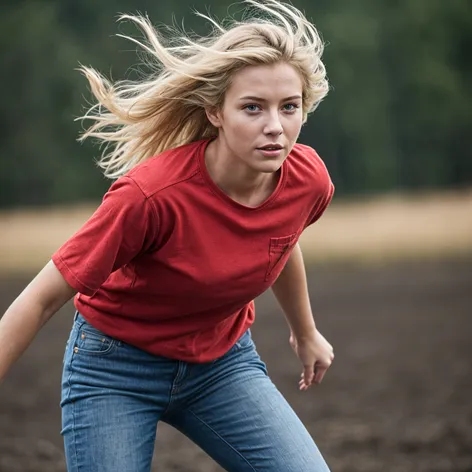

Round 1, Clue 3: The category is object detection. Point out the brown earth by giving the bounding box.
[1,258,471,472]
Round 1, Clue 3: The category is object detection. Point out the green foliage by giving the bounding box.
[1,0,470,207]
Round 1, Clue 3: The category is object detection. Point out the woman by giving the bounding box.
[0,0,335,470]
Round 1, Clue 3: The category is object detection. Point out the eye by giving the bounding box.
[283,103,300,113]
[244,104,261,113]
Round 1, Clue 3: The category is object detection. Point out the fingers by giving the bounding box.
[298,367,321,390]
[314,352,334,384]
[299,356,334,391]
[299,365,314,390]
[314,365,328,384]
[298,365,315,391]
[299,374,310,391]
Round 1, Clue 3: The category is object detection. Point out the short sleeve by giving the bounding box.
[52,176,157,296]
[304,180,335,229]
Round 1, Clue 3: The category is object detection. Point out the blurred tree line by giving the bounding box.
[1,0,471,208]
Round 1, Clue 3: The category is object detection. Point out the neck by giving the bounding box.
[205,138,279,207]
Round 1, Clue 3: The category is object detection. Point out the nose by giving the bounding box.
[263,111,283,136]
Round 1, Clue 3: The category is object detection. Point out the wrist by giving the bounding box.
[290,324,317,341]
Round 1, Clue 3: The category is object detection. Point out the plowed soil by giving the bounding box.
[1,259,471,472]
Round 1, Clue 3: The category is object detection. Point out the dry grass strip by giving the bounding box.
[1,189,471,275]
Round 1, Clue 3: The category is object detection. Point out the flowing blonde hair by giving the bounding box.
[78,0,329,178]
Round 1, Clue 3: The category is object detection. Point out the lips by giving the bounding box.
[257,144,283,150]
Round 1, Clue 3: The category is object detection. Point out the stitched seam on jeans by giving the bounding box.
[187,408,257,471]
[71,400,81,471]
[161,363,181,417]
[66,330,80,471]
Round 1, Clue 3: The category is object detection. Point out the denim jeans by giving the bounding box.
[61,312,331,472]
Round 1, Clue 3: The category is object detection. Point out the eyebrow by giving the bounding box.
[238,95,302,102]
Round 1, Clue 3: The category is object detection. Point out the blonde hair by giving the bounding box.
[78,0,329,178]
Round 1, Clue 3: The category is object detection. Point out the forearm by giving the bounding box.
[0,296,49,381]
[0,261,75,381]
[271,243,317,340]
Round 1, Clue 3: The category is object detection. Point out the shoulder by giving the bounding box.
[288,144,335,228]
[124,140,206,198]
[287,143,332,188]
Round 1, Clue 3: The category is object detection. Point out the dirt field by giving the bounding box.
[1,258,471,472]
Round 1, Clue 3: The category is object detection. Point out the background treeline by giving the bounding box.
[1,0,471,208]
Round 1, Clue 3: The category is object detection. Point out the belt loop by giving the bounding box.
[73,311,79,322]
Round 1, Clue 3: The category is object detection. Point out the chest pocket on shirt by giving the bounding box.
[265,232,298,281]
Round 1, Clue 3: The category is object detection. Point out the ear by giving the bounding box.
[205,107,223,128]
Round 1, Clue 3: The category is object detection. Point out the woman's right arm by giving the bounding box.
[0,177,158,383]
[0,260,76,382]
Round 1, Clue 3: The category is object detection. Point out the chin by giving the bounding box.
[254,158,285,174]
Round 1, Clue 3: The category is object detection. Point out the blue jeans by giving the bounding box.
[61,312,331,471]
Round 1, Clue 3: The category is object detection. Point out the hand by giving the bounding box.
[289,330,334,391]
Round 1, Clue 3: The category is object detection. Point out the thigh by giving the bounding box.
[61,392,159,472]
[61,313,175,472]
[164,332,331,472]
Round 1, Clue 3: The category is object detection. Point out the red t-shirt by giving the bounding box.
[52,139,334,362]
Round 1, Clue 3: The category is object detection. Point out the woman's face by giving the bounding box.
[207,62,304,175]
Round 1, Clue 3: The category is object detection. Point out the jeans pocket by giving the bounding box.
[74,315,117,356]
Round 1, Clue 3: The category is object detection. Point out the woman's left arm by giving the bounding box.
[271,243,334,390]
